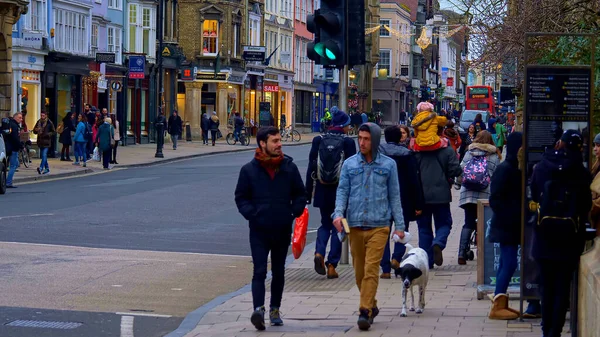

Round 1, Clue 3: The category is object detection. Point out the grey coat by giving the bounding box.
[458,143,500,207]
[414,146,462,205]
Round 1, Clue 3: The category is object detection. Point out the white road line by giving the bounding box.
[0,213,54,220]
[116,312,172,318]
[307,229,318,234]
[120,315,134,337]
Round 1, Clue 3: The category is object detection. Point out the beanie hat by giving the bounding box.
[331,109,351,127]
[560,129,583,152]
[594,133,600,145]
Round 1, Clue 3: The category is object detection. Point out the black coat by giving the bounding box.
[168,115,183,135]
[235,155,307,230]
[201,116,210,131]
[59,116,75,145]
[530,149,592,261]
[379,143,424,222]
[4,119,21,156]
[488,157,522,245]
[414,146,462,204]
[305,130,357,209]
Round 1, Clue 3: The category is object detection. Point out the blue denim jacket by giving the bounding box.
[333,152,405,230]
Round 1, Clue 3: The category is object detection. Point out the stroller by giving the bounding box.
[464,230,477,261]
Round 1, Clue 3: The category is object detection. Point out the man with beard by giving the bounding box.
[234,126,306,330]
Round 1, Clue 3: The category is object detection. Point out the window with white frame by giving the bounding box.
[233,23,240,57]
[31,0,47,32]
[108,0,122,10]
[379,19,390,37]
[108,26,122,64]
[302,0,308,22]
[202,19,219,55]
[378,49,391,77]
[91,24,98,57]
[249,15,260,46]
[53,8,89,55]
[294,38,300,81]
[295,0,300,20]
[128,3,156,59]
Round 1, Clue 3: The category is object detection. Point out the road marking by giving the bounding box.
[112,284,123,287]
[0,213,54,220]
[171,288,182,291]
[16,168,123,185]
[116,312,172,318]
[0,242,253,258]
[120,315,134,337]
[307,229,318,234]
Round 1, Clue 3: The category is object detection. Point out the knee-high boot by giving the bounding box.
[458,227,473,265]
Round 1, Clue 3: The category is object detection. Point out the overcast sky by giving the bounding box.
[439,0,462,11]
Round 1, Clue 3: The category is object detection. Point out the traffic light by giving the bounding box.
[306,0,346,68]
[347,0,365,67]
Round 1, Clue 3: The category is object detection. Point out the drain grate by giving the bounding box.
[6,320,83,329]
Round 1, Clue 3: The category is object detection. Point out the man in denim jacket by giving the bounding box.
[333,123,405,331]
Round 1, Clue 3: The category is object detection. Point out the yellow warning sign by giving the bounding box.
[162,47,171,57]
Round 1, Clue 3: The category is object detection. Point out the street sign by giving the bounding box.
[446,77,454,87]
[129,55,146,79]
[242,46,266,62]
[181,67,195,81]
[111,81,122,92]
[96,52,116,63]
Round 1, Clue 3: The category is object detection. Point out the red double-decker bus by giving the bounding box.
[465,86,495,115]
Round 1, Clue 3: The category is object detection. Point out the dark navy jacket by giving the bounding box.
[305,130,356,209]
[235,155,306,231]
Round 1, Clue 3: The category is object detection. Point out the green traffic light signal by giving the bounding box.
[314,43,336,60]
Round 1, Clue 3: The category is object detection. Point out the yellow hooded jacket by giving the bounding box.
[411,111,448,147]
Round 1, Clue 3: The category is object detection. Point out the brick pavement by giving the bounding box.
[180,191,552,337]
[13,132,321,183]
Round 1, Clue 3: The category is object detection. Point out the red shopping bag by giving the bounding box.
[292,207,310,259]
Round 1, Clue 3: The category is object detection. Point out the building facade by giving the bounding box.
[0,0,28,117]
[292,0,315,132]
[373,0,411,124]
[178,0,247,138]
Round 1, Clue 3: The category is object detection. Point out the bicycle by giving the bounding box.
[18,132,31,168]
[281,125,301,142]
[226,127,250,146]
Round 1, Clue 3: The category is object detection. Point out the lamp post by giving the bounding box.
[155,0,164,158]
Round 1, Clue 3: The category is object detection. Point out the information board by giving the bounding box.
[523,65,592,300]
[476,200,521,300]
[259,102,271,127]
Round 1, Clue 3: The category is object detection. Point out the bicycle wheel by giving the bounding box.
[226,133,236,145]
[242,134,251,146]
[20,150,29,168]
[291,130,301,142]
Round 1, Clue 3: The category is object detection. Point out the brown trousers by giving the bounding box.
[348,226,390,314]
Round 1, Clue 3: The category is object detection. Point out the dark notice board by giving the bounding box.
[259,102,271,127]
[477,200,521,299]
[523,66,592,299]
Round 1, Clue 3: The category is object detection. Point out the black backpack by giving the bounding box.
[84,123,92,140]
[537,173,580,235]
[316,134,345,185]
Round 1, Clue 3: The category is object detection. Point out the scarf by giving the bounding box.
[255,148,284,179]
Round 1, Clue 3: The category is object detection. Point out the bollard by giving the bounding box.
[185,122,192,142]
[340,239,349,264]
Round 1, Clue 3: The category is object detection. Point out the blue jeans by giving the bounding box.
[75,142,87,163]
[39,147,49,171]
[171,133,178,149]
[6,152,19,186]
[417,203,453,268]
[234,128,242,142]
[381,222,410,273]
[494,244,519,295]
[315,206,341,267]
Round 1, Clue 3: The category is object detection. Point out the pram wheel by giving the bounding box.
[467,250,475,261]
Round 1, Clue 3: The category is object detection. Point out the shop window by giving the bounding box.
[202,20,219,56]
[108,27,122,64]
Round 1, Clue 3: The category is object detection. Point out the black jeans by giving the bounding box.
[250,227,291,309]
[112,142,118,162]
[202,130,208,143]
[539,258,575,337]
[210,130,218,145]
[102,149,111,168]
[463,203,477,230]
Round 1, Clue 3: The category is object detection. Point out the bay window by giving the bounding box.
[53,8,89,56]
[108,26,122,64]
[31,0,47,32]
[202,20,219,56]
[108,0,122,10]
[91,24,98,57]
[249,16,260,46]
[128,3,156,61]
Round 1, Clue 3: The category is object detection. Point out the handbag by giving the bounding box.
[292,207,310,259]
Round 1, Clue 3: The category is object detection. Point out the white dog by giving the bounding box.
[398,243,429,317]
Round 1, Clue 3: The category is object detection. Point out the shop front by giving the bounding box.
[262,72,293,130]
[243,69,265,130]
[12,48,47,144]
[313,79,339,132]
[293,82,316,133]
[372,79,407,124]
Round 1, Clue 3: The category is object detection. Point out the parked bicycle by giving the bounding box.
[281,125,301,142]
[226,127,250,146]
[19,131,31,168]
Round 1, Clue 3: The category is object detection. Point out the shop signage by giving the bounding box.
[228,75,245,85]
[264,85,279,92]
[446,77,454,87]
[265,74,278,81]
[256,77,263,91]
[280,51,291,64]
[96,52,116,64]
[325,69,334,80]
[457,88,463,94]
[197,73,227,81]
[244,78,251,90]
[111,81,123,92]
[242,46,266,62]
[181,67,195,81]
[441,67,448,81]
[128,55,146,79]
[22,32,43,49]
[98,77,108,90]
[400,66,409,76]
[162,46,172,57]
[27,55,37,64]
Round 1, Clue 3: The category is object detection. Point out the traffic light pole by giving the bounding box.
[339,65,350,265]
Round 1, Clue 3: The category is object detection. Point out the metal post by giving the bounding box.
[339,65,349,265]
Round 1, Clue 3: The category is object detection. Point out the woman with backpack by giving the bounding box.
[457,130,500,265]
[459,124,477,163]
[530,130,591,337]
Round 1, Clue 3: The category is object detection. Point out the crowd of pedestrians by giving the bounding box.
[234,103,596,336]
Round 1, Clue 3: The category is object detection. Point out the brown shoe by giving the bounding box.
[390,259,400,270]
[314,254,326,275]
[326,264,339,279]
[380,273,391,279]
[458,257,467,265]
[488,294,519,320]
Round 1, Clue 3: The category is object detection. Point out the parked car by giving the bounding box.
[458,109,490,133]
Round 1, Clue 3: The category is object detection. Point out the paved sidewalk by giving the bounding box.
[178,192,550,337]
[13,132,320,183]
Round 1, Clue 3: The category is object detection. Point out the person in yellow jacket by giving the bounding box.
[411,101,448,151]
